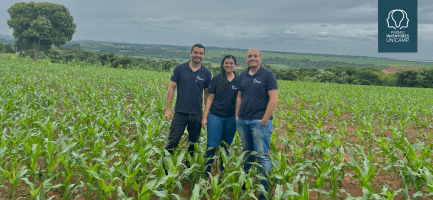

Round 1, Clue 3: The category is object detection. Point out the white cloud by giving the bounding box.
[283,23,377,39]
[348,4,377,14]
[283,30,298,34]
[131,16,184,24]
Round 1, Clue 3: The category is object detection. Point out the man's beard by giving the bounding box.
[192,57,201,64]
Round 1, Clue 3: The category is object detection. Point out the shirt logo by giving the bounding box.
[232,85,237,90]
[254,79,261,84]
[197,75,204,81]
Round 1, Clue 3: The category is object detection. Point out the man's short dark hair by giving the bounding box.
[191,44,205,55]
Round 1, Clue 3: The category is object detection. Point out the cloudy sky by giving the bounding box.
[1,0,432,60]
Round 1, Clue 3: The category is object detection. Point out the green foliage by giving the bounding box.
[20,47,182,71]
[315,71,343,84]
[0,43,15,53]
[395,69,433,88]
[274,68,299,81]
[111,57,134,68]
[421,68,433,88]
[99,53,116,66]
[321,65,382,85]
[377,72,398,86]
[7,2,76,61]
[71,43,81,49]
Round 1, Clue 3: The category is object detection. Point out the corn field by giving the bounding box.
[0,57,433,200]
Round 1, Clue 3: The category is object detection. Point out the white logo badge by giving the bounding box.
[254,79,261,84]
[232,85,237,90]
[197,75,204,81]
[387,9,409,30]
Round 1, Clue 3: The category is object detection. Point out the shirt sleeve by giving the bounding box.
[209,76,217,94]
[170,65,180,83]
[266,71,278,91]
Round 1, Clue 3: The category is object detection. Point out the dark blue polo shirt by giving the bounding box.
[209,73,240,117]
[171,61,211,115]
[238,66,278,120]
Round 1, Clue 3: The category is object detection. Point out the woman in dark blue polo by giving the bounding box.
[201,55,239,177]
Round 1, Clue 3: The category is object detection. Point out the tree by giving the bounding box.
[111,57,134,68]
[396,70,424,87]
[315,71,338,83]
[99,53,116,66]
[71,43,81,49]
[3,44,15,53]
[7,2,76,61]
[159,60,174,72]
[0,43,4,53]
[421,69,433,88]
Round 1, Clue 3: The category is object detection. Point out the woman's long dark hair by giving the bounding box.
[220,55,236,89]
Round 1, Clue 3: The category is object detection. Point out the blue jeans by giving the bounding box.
[236,118,273,191]
[204,113,236,176]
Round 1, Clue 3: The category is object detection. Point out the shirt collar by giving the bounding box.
[245,65,264,76]
[187,60,203,72]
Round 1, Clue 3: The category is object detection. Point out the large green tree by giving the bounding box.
[7,2,76,61]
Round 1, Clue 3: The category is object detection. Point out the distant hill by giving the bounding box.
[60,40,433,70]
[3,36,431,69]
[0,34,15,44]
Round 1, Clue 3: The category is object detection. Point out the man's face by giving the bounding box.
[190,47,205,64]
[245,49,262,68]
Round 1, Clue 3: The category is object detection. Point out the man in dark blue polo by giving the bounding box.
[164,44,211,161]
[235,49,278,199]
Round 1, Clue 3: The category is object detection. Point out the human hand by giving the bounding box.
[164,109,172,122]
[201,118,207,128]
[258,119,267,125]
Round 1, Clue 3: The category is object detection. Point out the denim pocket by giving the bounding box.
[255,120,266,127]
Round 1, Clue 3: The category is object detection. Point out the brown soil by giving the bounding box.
[382,66,421,74]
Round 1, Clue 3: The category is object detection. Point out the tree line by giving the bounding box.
[15,44,179,71]
[0,43,16,53]
[271,65,433,88]
[4,41,432,89]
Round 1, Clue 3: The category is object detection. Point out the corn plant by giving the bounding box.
[346,147,379,193]
[371,185,402,200]
[22,177,62,200]
[1,150,28,199]
[393,138,432,193]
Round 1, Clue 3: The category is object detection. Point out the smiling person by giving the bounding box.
[201,55,239,178]
[164,44,211,168]
[235,49,278,199]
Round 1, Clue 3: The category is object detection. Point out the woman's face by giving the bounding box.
[223,58,236,73]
